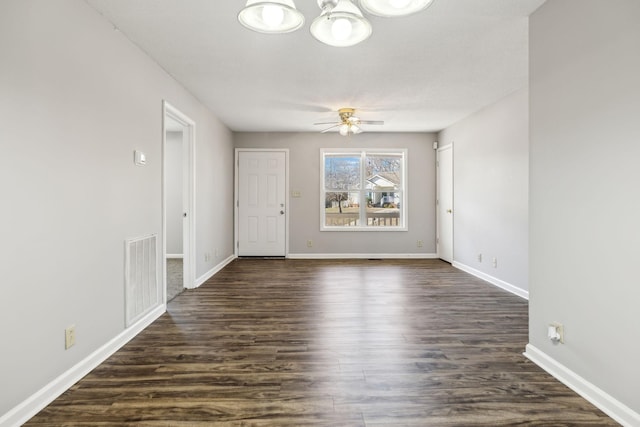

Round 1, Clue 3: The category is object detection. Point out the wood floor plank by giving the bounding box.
[25,259,618,426]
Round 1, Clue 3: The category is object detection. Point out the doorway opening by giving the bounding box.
[163,101,195,302]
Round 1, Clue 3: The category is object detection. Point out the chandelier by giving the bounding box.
[238,0,435,47]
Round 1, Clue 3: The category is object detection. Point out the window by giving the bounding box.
[321,149,407,231]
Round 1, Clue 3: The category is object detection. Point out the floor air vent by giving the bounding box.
[125,234,161,327]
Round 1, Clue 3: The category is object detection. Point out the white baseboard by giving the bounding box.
[194,254,236,287]
[166,254,183,259]
[524,344,639,427]
[0,305,166,427]
[452,261,528,300]
[287,253,439,259]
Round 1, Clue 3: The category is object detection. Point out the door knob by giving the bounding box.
[447,209,452,214]
[280,210,285,215]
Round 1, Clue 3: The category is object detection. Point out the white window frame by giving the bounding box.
[320,148,408,232]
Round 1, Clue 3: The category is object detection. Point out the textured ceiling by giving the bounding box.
[86,0,545,133]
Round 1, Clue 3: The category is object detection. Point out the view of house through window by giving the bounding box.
[321,149,407,230]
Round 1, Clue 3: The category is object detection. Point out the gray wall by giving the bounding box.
[438,88,529,293]
[529,0,640,413]
[165,131,183,255]
[0,0,234,417]
[234,132,437,256]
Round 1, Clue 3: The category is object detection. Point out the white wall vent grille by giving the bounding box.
[125,234,161,327]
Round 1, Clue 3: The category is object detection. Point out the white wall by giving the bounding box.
[195,111,235,275]
[0,0,233,419]
[529,0,640,420]
[234,132,437,256]
[165,131,183,255]
[438,88,529,294]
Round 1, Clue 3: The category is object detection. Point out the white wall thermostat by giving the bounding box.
[134,150,146,166]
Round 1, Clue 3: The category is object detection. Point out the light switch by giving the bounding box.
[134,150,146,166]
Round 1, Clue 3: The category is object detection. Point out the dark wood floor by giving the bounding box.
[26,259,617,426]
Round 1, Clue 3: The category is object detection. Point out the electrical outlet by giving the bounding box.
[548,322,564,344]
[307,240,313,248]
[478,253,483,262]
[417,240,423,248]
[214,248,219,257]
[65,325,76,349]
[492,257,498,268]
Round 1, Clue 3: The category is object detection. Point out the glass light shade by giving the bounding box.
[359,0,434,17]
[337,123,362,135]
[238,0,305,34]
[310,0,372,47]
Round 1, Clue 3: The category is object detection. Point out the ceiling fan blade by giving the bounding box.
[272,101,333,113]
[314,121,340,126]
[320,124,341,133]
[359,120,385,125]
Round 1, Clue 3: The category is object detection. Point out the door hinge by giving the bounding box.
[237,200,239,208]
[237,241,239,249]
[436,237,439,244]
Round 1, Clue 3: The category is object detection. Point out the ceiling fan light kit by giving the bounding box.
[339,123,362,136]
[239,0,434,46]
[238,0,305,34]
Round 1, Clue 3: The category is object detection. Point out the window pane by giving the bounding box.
[325,191,360,227]
[366,192,402,227]
[321,149,406,231]
[324,155,361,190]
[365,154,402,191]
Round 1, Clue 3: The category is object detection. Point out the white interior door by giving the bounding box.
[437,145,453,263]
[237,150,287,256]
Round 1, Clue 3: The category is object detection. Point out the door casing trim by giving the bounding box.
[163,101,196,294]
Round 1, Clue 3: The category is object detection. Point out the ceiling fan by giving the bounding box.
[314,108,384,136]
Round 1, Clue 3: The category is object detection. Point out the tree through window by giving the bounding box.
[321,149,407,230]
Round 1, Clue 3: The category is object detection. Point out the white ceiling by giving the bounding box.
[85,0,545,133]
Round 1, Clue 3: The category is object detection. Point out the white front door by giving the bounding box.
[437,145,453,263]
[237,150,287,256]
